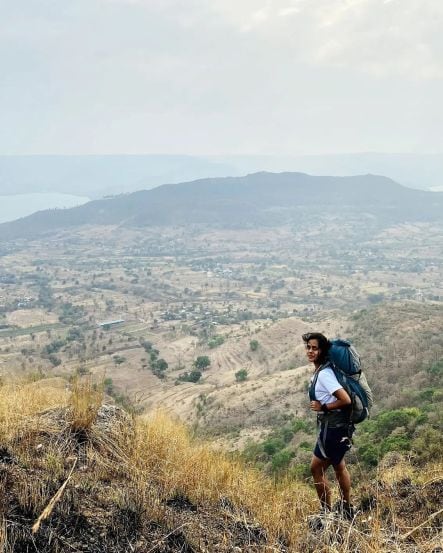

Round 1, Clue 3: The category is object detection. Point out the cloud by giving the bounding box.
[7,0,439,79]
[278,6,301,17]
[1,0,442,154]
[206,0,443,78]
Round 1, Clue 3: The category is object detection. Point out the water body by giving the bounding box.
[0,193,90,224]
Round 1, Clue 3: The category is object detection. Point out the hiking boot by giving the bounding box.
[308,515,324,532]
[342,503,356,520]
[308,507,332,531]
[333,500,356,520]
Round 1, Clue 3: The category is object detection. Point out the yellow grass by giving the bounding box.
[131,411,314,543]
[1,378,442,552]
[68,376,103,433]
[0,379,68,442]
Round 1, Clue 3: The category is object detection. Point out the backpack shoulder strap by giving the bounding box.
[308,372,318,401]
[308,363,329,401]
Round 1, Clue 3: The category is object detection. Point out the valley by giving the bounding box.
[1,218,442,452]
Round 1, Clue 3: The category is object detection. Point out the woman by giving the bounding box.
[302,332,355,519]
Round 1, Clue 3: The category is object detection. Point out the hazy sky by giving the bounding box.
[2,0,442,155]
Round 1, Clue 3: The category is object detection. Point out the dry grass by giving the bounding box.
[68,376,103,433]
[131,411,314,542]
[0,378,442,552]
[130,413,443,552]
[0,378,69,442]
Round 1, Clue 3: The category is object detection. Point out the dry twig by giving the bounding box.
[32,457,78,534]
[146,522,190,553]
[400,508,443,541]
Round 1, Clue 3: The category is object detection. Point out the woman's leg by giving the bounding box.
[333,459,351,504]
[310,455,332,509]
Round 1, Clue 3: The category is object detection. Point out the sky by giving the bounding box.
[1,0,442,156]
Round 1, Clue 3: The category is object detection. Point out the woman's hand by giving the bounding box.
[310,400,322,412]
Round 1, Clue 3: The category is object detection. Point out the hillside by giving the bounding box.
[238,302,442,477]
[0,185,441,549]
[1,211,441,450]
[348,303,443,409]
[1,378,442,552]
[1,172,442,240]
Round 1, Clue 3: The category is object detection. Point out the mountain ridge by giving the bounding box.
[1,171,442,241]
[2,153,443,196]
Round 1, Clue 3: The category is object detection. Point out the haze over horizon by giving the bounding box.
[3,0,442,157]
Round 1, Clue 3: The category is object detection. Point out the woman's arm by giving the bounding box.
[310,388,351,412]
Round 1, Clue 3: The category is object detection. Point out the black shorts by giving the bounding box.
[314,425,353,466]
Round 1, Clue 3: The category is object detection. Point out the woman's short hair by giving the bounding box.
[302,332,330,363]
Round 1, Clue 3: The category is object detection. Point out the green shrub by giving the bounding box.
[418,388,437,401]
[235,369,248,382]
[427,359,443,382]
[149,358,168,379]
[250,340,259,351]
[67,327,83,342]
[208,335,225,349]
[155,359,168,372]
[76,366,90,376]
[289,418,312,434]
[288,463,311,480]
[373,408,424,438]
[140,340,153,352]
[104,377,114,394]
[358,443,379,467]
[263,437,285,456]
[380,435,411,456]
[194,356,211,370]
[43,339,66,355]
[177,370,202,383]
[271,449,293,473]
[411,427,443,464]
[48,354,61,367]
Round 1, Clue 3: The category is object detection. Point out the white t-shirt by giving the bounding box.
[313,367,343,405]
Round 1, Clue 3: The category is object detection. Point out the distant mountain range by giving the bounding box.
[216,153,443,192]
[1,172,442,241]
[0,155,235,199]
[1,153,443,199]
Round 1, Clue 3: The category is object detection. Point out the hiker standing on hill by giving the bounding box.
[303,332,355,519]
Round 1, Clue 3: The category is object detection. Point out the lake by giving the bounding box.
[0,193,90,224]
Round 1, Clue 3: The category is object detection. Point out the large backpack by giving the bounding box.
[309,339,373,425]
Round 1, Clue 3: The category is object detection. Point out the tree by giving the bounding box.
[189,370,202,383]
[368,293,384,304]
[427,359,443,383]
[48,354,61,367]
[250,339,259,351]
[156,359,168,372]
[178,370,202,383]
[67,327,83,342]
[194,356,211,370]
[141,340,153,352]
[235,369,248,382]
